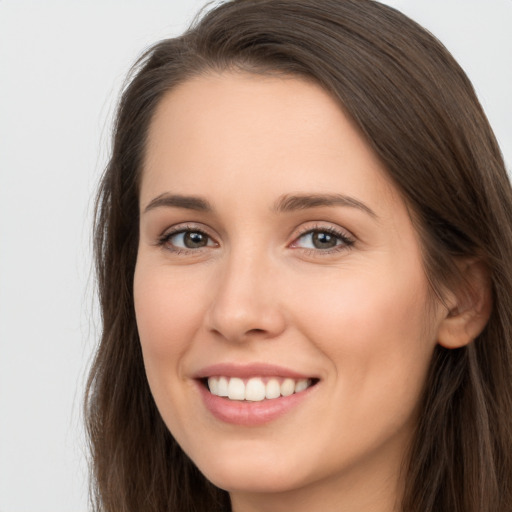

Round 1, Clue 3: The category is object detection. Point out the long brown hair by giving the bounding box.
[85,1,512,510]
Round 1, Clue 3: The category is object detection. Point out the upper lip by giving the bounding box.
[193,362,315,380]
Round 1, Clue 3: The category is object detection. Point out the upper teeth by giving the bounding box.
[207,376,312,401]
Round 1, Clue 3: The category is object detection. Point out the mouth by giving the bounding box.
[202,376,319,402]
[194,363,320,425]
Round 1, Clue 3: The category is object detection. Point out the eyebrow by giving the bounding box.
[273,193,377,218]
[143,193,213,214]
[143,192,377,218]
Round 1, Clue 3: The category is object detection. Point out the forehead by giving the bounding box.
[141,71,401,216]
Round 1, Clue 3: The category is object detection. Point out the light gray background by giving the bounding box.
[0,1,510,511]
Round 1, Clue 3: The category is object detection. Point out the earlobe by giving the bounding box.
[437,260,492,349]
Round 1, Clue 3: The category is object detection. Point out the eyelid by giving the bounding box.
[155,221,355,255]
[157,223,219,251]
[289,223,355,252]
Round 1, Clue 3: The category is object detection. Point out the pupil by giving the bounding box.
[184,231,207,248]
[312,231,337,249]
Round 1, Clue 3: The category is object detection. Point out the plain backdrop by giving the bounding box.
[0,1,510,511]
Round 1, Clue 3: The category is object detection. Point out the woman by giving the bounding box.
[85,0,512,510]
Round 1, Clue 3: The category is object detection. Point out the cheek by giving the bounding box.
[291,257,435,397]
[133,263,204,366]
[133,262,209,438]
[297,267,429,339]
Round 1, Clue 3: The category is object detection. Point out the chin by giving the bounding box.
[178,437,310,494]
[203,462,307,494]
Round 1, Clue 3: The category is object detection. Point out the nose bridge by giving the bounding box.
[206,243,285,342]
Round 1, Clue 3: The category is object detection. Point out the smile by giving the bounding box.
[207,376,313,401]
[194,364,320,425]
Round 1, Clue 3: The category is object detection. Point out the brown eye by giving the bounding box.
[164,229,214,250]
[311,231,338,249]
[291,228,355,253]
[183,231,209,248]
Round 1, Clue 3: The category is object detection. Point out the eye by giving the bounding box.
[291,227,354,251]
[159,228,216,251]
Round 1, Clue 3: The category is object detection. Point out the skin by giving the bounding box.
[134,72,462,512]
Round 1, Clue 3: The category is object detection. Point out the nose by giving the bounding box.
[205,249,287,343]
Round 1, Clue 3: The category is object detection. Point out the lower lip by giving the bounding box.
[196,380,316,426]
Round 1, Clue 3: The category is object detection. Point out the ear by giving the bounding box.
[437,260,492,349]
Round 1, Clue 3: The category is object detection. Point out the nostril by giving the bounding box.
[247,328,266,335]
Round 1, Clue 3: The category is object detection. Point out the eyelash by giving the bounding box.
[291,225,355,254]
[157,224,355,255]
[157,224,215,255]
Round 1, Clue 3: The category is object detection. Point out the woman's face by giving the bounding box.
[134,72,447,506]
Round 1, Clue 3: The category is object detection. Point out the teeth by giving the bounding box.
[217,377,229,397]
[207,376,312,401]
[245,377,266,401]
[294,379,309,393]
[228,377,245,400]
[265,378,281,399]
[208,376,219,395]
[280,378,295,397]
